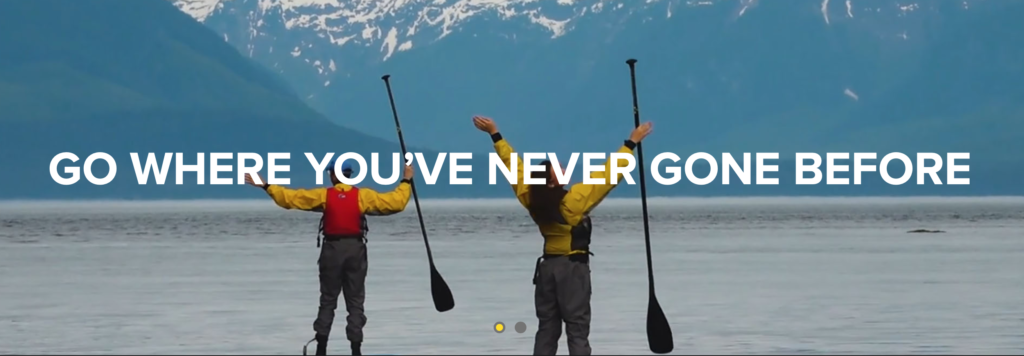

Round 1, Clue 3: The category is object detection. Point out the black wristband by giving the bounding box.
[401,178,413,185]
[490,132,503,143]
[624,139,637,150]
[262,183,270,191]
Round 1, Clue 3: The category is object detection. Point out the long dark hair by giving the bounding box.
[528,160,568,224]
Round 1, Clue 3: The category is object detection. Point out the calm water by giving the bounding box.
[2,197,1023,355]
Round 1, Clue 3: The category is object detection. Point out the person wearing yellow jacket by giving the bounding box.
[245,159,414,356]
[472,116,653,355]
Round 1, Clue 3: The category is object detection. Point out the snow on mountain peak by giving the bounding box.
[172,0,223,22]
[171,0,982,91]
[173,0,698,61]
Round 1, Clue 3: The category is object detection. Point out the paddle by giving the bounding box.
[380,74,456,313]
[302,337,315,355]
[626,58,674,354]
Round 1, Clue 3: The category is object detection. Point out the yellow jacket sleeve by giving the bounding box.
[561,143,636,225]
[492,133,530,209]
[265,185,328,211]
[358,181,412,216]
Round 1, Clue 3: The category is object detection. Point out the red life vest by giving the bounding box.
[322,186,365,237]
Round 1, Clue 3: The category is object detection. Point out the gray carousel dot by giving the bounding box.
[515,321,527,333]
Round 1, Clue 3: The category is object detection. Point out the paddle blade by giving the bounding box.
[647,295,674,354]
[430,265,455,312]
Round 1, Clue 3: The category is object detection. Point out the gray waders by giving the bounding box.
[531,216,595,355]
[313,216,369,356]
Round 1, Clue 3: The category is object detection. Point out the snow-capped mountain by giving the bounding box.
[170,0,1021,159]
[174,0,960,84]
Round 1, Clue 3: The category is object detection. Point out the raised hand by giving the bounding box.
[629,121,653,144]
[244,172,267,188]
[404,162,415,181]
[472,116,498,135]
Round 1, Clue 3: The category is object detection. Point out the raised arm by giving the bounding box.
[474,116,530,208]
[245,172,328,211]
[358,165,414,215]
[264,185,329,211]
[561,122,653,225]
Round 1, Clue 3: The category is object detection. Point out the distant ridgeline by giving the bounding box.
[179,0,1024,158]
[0,0,401,199]
[0,0,1022,199]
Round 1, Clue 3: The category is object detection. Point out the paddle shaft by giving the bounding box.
[626,60,656,293]
[381,75,435,263]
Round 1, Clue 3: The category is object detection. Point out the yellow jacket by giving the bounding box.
[491,133,635,255]
[264,181,412,215]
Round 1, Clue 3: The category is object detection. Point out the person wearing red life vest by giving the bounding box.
[245,158,414,356]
